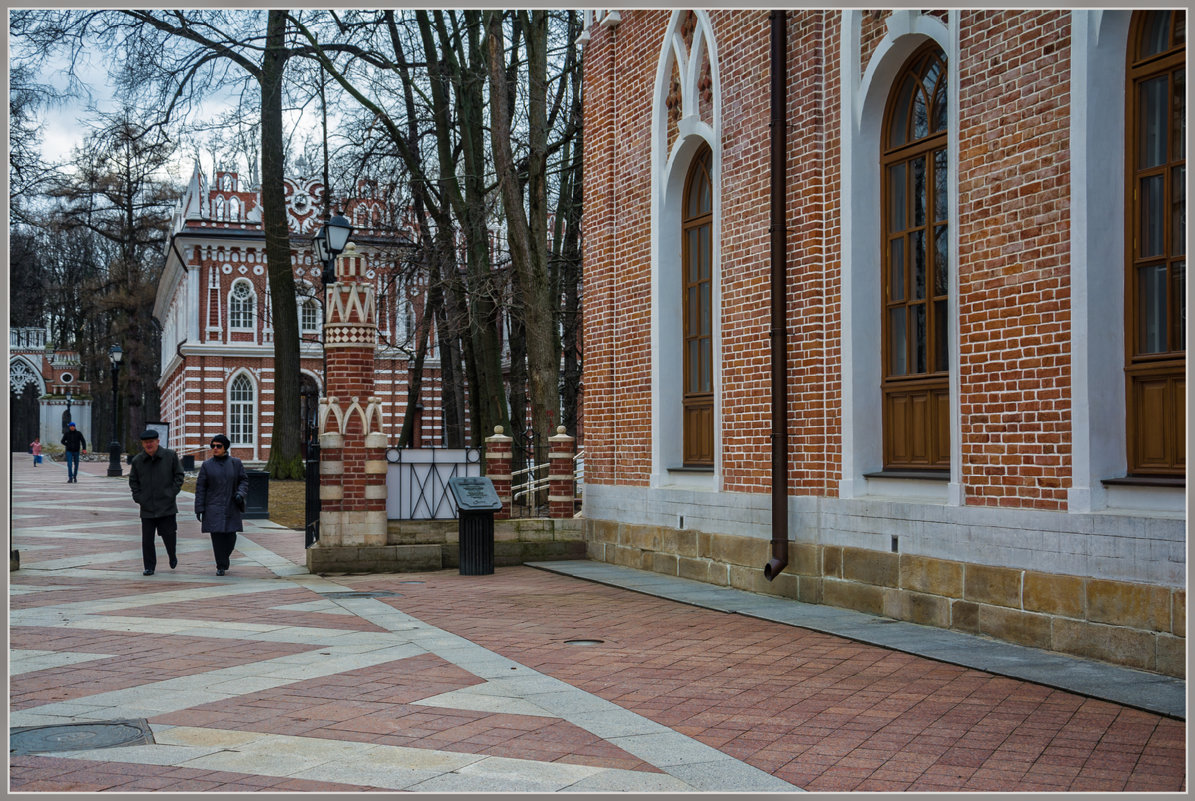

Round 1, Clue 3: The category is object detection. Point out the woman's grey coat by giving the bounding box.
[195,455,249,533]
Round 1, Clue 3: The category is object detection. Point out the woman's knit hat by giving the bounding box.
[210,434,231,449]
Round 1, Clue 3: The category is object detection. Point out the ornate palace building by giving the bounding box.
[153,169,445,464]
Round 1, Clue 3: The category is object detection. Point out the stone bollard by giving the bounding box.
[485,425,513,520]
[548,426,577,519]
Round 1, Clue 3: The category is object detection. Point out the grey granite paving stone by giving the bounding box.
[665,759,801,792]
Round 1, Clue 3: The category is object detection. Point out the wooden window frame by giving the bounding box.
[682,144,714,467]
[1125,10,1186,476]
[880,44,950,472]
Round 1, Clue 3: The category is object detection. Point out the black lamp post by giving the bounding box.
[64,392,72,436]
[106,344,124,477]
[316,213,354,287]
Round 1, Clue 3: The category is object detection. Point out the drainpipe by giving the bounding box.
[764,9,789,581]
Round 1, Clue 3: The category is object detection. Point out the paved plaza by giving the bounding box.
[8,453,1187,793]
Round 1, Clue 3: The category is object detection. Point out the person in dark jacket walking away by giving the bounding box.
[195,434,248,576]
[129,429,184,576]
[61,422,87,482]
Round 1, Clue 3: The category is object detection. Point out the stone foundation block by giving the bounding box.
[1086,579,1172,632]
[675,529,699,558]
[822,578,885,616]
[791,542,820,576]
[797,575,822,604]
[823,546,842,578]
[1052,619,1156,672]
[1023,571,1085,618]
[895,590,951,628]
[708,533,769,568]
[842,547,899,588]
[1156,634,1185,678]
[677,556,712,583]
[978,605,1052,649]
[1173,590,1185,636]
[651,552,679,576]
[964,564,1023,608]
[900,554,963,598]
[950,600,980,633]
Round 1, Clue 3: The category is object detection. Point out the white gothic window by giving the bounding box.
[229,197,240,221]
[229,374,255,445]
[215,196,226,221]
[230,281,255,329]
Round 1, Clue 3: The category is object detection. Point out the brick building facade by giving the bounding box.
[580,10,1185,675]
[154,168,450,464]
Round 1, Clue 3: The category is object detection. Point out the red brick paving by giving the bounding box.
[341,567,1186,793]
[150,652,662,773]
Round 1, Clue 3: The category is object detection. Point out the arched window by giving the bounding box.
[300,298,320,333]
[881,44,949,471]
[229,374,255,445]
[229,280,255,329]
[1126,10,1185,476]
[214,196,226,221]
[682,144,714,467]
[228,197,240,221]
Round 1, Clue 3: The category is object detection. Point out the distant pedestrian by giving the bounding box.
[128,429,184,576]
[30,439,41,467]
[194,434,248,577]
[61,422,87,482]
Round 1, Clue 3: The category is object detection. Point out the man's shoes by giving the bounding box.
[216,569,225,576]
[143,569,154,576]
[169,554,178,570]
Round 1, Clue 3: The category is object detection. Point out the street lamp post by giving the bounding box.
[64,392,72,437]
[106,344,124,477]
[304,213,354,548]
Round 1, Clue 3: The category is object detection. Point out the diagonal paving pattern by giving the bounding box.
[9,456,797,792]
[9,456,1185,792]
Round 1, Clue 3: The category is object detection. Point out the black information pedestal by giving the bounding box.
[448,476,503,575]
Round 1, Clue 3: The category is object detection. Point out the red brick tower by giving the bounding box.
[315,242,388,548]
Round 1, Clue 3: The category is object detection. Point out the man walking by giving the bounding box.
[61,421,87,482]
[128,429,184,576]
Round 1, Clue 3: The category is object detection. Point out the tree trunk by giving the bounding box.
[261,10,304,479]
[486,10,559,457]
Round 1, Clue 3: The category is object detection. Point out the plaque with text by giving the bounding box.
[448,476,503,512]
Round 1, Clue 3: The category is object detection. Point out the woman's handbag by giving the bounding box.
[35,454,43,464]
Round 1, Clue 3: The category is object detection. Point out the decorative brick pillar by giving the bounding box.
[316,242,388,548]
[548,426,577,518]
[485,426,513,520]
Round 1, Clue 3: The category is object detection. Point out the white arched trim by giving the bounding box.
[650,11,723,488]
[839,10,959,504]
[227,278,256,336]
[9,356,46,396]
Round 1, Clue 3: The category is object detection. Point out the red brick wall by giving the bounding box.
[582,11,670,488]
[583,10,1077,512]
[956,10,1072,509]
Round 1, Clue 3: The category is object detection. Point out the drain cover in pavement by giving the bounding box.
[10,719,154,755]
[319,591,401,599]
[564,639,605,646]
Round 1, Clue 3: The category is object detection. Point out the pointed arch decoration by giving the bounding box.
[650,10,722,479]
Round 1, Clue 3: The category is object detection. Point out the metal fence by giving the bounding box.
[385,447,482,520]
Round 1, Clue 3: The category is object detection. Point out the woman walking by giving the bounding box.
[194,434,248,576]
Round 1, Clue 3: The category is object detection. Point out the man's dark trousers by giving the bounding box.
[142,515,177,571]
